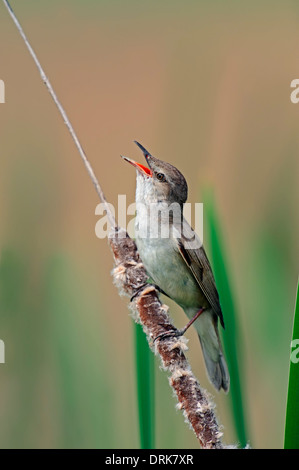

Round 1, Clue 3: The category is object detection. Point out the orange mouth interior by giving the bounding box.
[135,163,152,176]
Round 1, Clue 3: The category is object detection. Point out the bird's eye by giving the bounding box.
[156,172,166,182]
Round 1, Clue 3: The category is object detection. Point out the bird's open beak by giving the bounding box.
[121,155,152,177]
[121,141,154,176]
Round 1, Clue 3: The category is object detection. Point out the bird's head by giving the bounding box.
[122,141,188,206]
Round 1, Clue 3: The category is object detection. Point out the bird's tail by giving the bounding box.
[195,309,230,392]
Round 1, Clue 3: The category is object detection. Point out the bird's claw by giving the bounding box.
[130,283,168,302]
[153,328,185,343]
[130,283,148,302]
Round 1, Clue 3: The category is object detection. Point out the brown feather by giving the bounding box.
[176,220,225,329]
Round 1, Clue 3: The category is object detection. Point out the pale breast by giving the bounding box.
[136,232,207,310]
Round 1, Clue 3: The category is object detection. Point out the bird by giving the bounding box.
[122,141,229,392]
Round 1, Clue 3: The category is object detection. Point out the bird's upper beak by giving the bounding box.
[121,141,154,177]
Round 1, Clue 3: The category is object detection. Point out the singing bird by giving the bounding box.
[122,142,229,392]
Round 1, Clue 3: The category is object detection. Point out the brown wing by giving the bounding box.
[175,219,225,328]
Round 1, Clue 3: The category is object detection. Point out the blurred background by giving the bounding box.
[0,0,298,449]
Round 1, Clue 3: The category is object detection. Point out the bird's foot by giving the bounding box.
[153,328,185,343]
[153,307,205,343]
[130,283,148,302]
[130,283,167,302]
